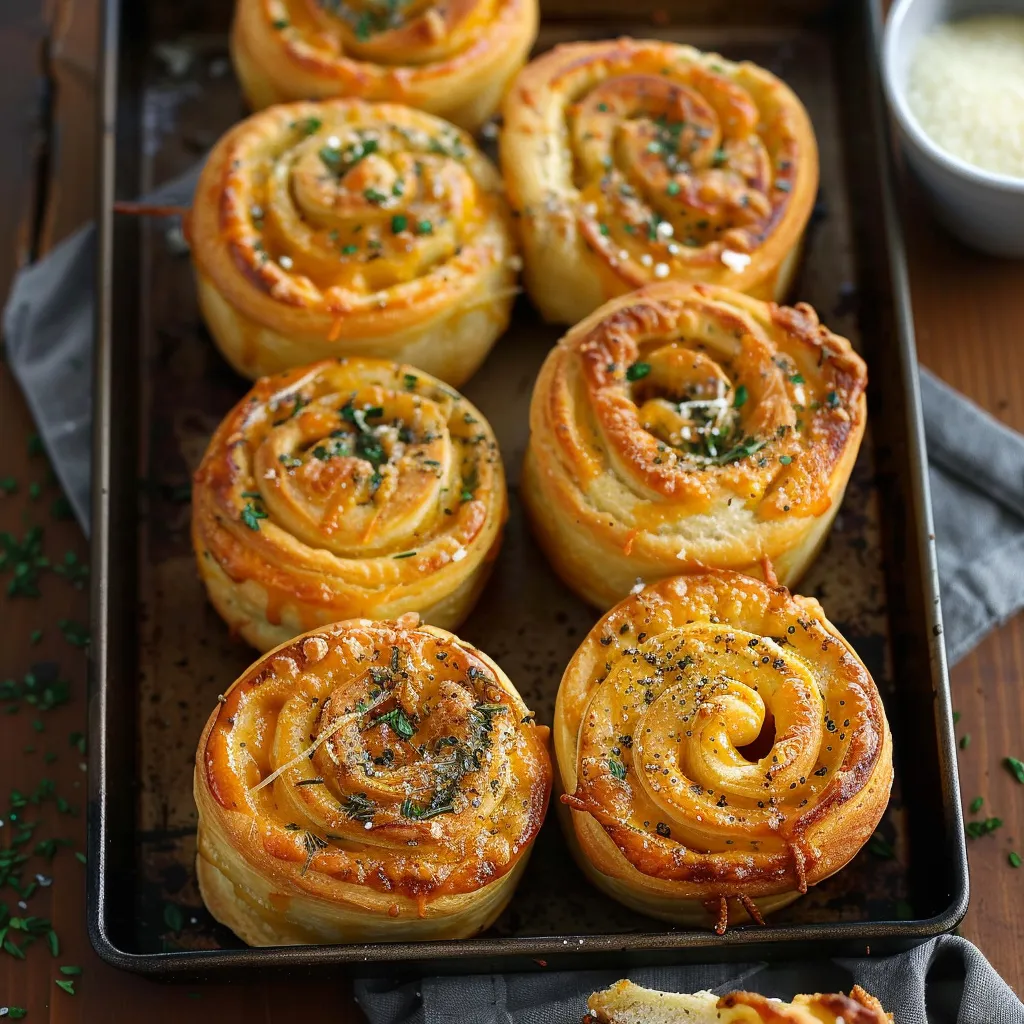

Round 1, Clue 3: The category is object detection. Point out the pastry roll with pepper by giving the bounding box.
[187,100,517,386]
[195,616,552,945]
[555,570,892,932]
[586,980,892,1023]
[501,39,818,324]
[523,283,867,609]
[192,357,505,652]
[230,0,538,134]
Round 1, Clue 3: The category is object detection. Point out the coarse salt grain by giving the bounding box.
[654,262,670,278]
[640,253,654,267]
[452,547,467,562]
[721,249,752,272]
[278,255,293,270]
[907,15,1024,179]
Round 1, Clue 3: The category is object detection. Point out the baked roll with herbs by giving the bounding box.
[187,100,517,386]
[523,283,867,609]
[195,616,552,945]
[230,0,538,133]
[192,358,505,652]
[585,980,892,1024]
[556,570,892,932]
[500,38,818,324]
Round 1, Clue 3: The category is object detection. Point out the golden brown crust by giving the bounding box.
[556,571,893,931]
[585,980,892,1023]
[523,283,867,609]
[500,38,819,324]
[186,100,516,385]
[195,616,552,945]
[191,357,506,652]
[230,0,538,132]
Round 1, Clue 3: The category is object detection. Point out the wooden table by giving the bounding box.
[1,1,1021,1018]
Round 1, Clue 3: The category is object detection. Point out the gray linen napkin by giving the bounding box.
[353,935,1024,1024]
[4,183,1024,664]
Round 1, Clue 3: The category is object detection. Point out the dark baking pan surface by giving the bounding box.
[90,0,967,977]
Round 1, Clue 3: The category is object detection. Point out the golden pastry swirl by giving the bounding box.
[230,0,538,133]
[192,358,506,652]
[187,100,516,385]
[586,980,892,1024]
[500,38,818,324]
[522,283,867,609]
[195,617,552,945]
[556,571,892,932]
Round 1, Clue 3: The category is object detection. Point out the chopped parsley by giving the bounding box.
[625,361,651,382]
[732,384,748,409]
[240,502,268,531]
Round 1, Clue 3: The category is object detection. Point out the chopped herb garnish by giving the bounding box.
[295,777,326,787]
[364,188,388,205]
[371,706,416,739]
[272,17,289,28]
[965,817,1002,839]
[240,502,268,531]
[1005,756,1024,784]
[779,455,793,465]
[403,373,418,389]
[301,831,328,875]
[58,619,90,649]
[969,796,984,813]
[292,117,322,136]
[415,220,433,235]
[391,214,408,234]
[732,384,748,409]
[607,758,627,780]
[1010,852,1022,868]
[342,793,377,822]
[55,979,75,996]
[625,361,651,382]
[960,734,971,750]
[826,390,840,408]
[666,180,680,196]
[790,373,805,384]
[392,551,416,559]
[401,797,455,821]
[341,243,359,255]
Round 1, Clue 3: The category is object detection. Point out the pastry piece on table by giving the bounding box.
[523,282,867,609]
[192,357,506,652]
[500,38,818,324]
[230,0,538,133]
[187,100,517,386]
[585,980,892,1023]
[194,615,551,945]
[554,569,892,932]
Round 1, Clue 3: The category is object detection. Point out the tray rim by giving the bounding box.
[87,0,970,977]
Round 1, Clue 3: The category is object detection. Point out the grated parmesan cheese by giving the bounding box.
[907,15,1024,179]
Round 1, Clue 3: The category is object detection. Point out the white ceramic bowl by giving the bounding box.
[883,0,1024,257]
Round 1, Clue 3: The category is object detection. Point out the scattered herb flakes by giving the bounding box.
[825,390,840,409]
[74,852,86,865]
[959,734,971,750]
[57,619,90,649]
[163,902,185,934]
[55,979,75,996]
[867,832,895,859]
[952,710,961,724]
[625,361,651,382]
[0,477,16,495]
[46,930,59,956]
[607,758,627,780]
[1010,852,1022,868]
[391,214,408,234]
[400,797,455,821]
[0,527,49,597]
[732,384,748,409]
[29,630,41,646]
[969,796,984,814]
[965,817,1002,840]
[3,1009,28,1020]
[240,502,268,531]
[60,965,82,975]
[52,550,88,588]
[666,180,681,196]
[779,455,793,465]
[69,731,86,755]
[415,220,433,235]
[301,831,328,875]
[392,551,416,559]
[341,793,377,822]
[363,187,388,205]
[1005,756,1024,784]
[272,17,289,28]
[403,373,418,390]
[28,483,40,501]
[789,373,805,384]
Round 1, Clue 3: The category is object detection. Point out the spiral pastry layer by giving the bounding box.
[522,283,867,609]
[192,358,506,652]
[187,100,516,385]
[586,980,892,1024]
[195,616,552,945]
[500,38,818,324]
[555,570,892,932]
[230,0,537,133]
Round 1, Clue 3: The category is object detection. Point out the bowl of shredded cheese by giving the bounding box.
[884,0,1024,257]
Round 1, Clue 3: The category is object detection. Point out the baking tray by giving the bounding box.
[90,0,969,978]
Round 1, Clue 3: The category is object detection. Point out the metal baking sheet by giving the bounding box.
[90,0,968,977]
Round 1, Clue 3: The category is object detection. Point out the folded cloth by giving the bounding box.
[353,935,1024,1024]
[5,188,1024,664]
